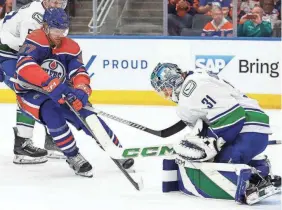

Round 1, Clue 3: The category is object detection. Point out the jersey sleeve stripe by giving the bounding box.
[55,50,81,56]
[211,116,245,130]
[68,68,79,78]
[209,106,246,130]
[16,62,38,73]
[26,38,50,48]
[209,104,240,123]
[16,57,33,68]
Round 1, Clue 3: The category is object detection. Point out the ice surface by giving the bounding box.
[0,104,280,210]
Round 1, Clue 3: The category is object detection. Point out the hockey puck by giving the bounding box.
[122,158,134,169]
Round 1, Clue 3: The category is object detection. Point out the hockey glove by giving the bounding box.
[73,84,91,106]
[42,78,70,104]
[174,135,225,162]
[65,84,91,111]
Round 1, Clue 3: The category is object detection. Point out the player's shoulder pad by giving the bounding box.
[20,1,42,16]
[54,37,81,56]
[26,29,49,47]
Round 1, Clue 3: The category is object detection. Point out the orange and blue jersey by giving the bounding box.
[202,20,233,37]
[15,29,90,93]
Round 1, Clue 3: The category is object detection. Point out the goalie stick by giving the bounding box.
[106,138,281,160]
[83,106,187,137]
[83,107,282,145]
[8,76,143,191]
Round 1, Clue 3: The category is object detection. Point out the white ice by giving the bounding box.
[0,104,280,210]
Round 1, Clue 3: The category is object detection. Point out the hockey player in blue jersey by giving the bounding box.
[0,0,68,164]
[12,8,134,177]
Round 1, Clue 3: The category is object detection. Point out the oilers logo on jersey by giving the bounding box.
[41,59,66,80]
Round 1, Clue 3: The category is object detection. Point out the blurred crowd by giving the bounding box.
[168,0,281,37]
[0,0,76,19]
[0,0,279,37]
[0,0,12,19]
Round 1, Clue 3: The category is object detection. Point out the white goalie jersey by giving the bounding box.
[176,71,272,135]
[0,0,44,51]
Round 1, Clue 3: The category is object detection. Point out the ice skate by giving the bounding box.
[245,174,281,205]
[66,153,93,178]
[13,127,48,164]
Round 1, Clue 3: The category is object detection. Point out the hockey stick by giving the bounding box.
[8,76,143,190]
[83,106,188,138]
[268,140,282,145]
[83,107,282,146]
[107,138,281,159]
[108,143,175,159]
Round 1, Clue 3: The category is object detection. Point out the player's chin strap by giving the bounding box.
[173,119,226,162]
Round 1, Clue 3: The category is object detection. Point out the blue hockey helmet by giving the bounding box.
[43,8,69,30]
[151,63,186,103]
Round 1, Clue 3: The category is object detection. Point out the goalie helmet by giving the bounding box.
[44,0,68,9]
[151,63,186,103]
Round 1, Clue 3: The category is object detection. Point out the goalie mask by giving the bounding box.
[151,63,186,103]
[44,0,68,9]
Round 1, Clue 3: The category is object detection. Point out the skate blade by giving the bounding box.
[13,155,48,164]
[75,170,93,178]
[246,185,281,205]
[47,151,66,159]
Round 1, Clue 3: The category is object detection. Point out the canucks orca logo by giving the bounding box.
[41,59,66,80]
[195,55,234,74]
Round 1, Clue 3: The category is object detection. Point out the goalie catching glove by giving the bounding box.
[173,119,225,162]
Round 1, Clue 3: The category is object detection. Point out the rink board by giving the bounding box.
[0,37,280,109]
[0,89,280,109]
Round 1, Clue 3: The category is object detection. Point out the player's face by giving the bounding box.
[48,28,69,46]
[48,0,67,9]
[159,87,173,100]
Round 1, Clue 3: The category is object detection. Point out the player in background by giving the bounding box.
[150,63,280,204]
[0,0,68,164]
[14,8,134,177]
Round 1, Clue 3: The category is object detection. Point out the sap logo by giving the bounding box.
[195,55,234,74]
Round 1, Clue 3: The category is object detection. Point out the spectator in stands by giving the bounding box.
[274,0,280,19]
[197,0,231,16]
[168,0,197,35]
[201,6,233,36]
[0,0,12,19]
[261,0,280,28]
[228,0,246,23]
[238,6,272,36]
[0,0,4,16]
